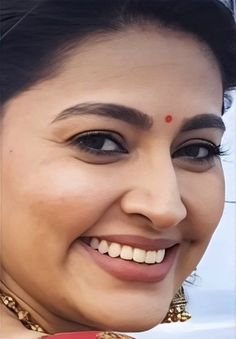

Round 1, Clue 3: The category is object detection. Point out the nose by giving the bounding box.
[120,157,187,231]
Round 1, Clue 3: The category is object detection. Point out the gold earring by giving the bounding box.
[161,286,191,323]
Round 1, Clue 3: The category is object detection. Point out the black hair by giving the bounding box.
[1,0,236,109]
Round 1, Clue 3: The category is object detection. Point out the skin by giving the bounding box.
[0,26,225,336]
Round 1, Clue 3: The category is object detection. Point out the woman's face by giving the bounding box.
[0,27,225,333]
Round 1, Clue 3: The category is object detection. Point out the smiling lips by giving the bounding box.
[79,235,179,282]
[90,237,166,264]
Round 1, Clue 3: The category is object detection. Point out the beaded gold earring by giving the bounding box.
[161,286,191,323]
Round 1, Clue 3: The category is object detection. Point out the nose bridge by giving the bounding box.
[121,155,187,229]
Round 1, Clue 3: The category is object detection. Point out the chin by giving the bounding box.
[107,321,160,333]
[91,312,163,333]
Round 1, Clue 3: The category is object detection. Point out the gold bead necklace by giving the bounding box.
[0,288,46,333]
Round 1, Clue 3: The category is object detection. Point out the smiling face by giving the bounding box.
[0,26,225,333]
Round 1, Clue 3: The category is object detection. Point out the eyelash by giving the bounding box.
[68,131,128,155]
[68,131,227,163]
[172,142,226,164]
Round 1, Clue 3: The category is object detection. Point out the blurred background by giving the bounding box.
[222,0,235,17]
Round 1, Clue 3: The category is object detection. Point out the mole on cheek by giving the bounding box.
[165,115,173,123]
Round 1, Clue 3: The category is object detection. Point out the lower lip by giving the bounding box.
[77,241,179,283]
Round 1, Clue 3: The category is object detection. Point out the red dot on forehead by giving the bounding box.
[165,115,173,123]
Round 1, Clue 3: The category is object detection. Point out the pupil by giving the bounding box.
[82,135,105,149]
[186,146,199,157]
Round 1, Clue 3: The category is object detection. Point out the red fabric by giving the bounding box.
[44,333,101,338]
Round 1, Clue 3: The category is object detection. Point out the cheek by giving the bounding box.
[174,167,224,286]
[2,159,119,261]
[180,166,225,240]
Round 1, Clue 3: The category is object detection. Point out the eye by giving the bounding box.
[68,131,128,155]
[174,144,213,159]
[173,141,225,163]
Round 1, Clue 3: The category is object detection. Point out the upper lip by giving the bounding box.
[82,235,180,251]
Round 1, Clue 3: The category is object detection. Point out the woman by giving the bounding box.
[1,0,236,338]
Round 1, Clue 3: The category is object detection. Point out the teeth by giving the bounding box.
[156,249,165,263]
[145,250,156,264]
[120,245,133,260]
[133,248,146,263]
[108,242,121,258]
[98,240,109,254]
[90,238,166,264]
[90,237,100,250]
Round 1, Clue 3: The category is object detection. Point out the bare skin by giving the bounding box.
[0,26,225,337]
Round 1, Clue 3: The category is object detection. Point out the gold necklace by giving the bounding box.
[0,288,46,333]
[0,289,135,338]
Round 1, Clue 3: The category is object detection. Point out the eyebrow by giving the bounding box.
[51,102,153,130]
[51,102,225,132]
[180,113,226,133]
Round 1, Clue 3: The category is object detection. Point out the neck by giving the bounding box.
[0,277,94,334]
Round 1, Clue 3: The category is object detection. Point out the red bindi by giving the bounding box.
[165,114,173,123]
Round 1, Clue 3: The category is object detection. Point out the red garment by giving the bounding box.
[44,331,135,338]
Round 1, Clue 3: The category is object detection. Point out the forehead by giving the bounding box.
[47,27,222,99]
[58,27,221,81]
[5,26,223,126]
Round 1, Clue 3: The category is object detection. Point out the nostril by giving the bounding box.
[120,187,186,229]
